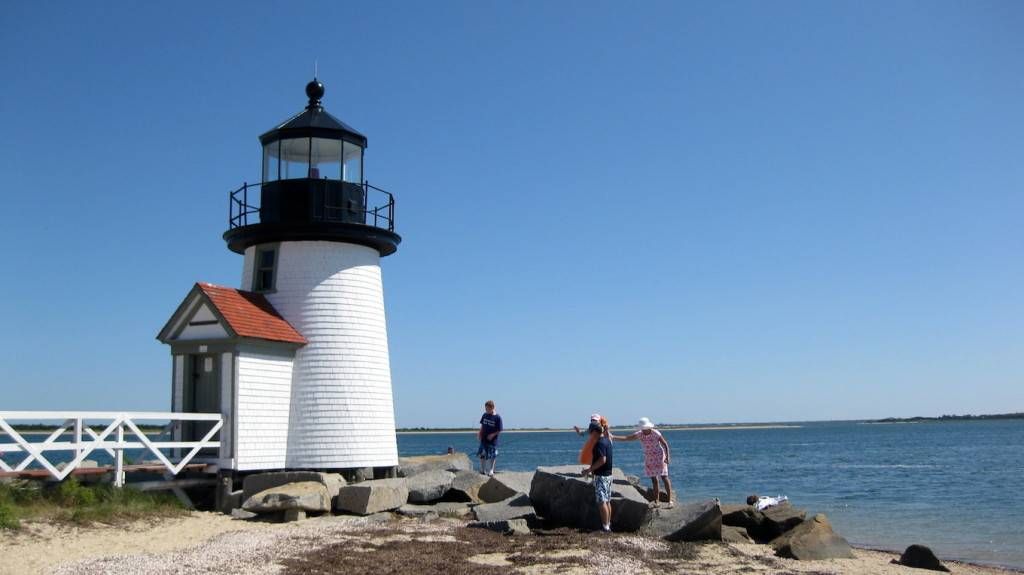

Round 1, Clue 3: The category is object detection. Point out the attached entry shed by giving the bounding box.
[157,282,306,471]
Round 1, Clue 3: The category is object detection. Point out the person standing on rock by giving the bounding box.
[477,400,503,476]
[613,417,674,508]
[581,419,614,532]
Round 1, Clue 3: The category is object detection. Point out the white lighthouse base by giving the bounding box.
[242,241,398,469]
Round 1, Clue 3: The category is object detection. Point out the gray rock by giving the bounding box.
[528,465,650,532]
[643,487,672,503]
[723,524,754,543]
[242,471,346,503]
[343,467,376,483]
[242,481,331,513]
[448,470,490,502]
[754,502,806,542]
[469,518,531,535]
[641,499,722,542]
[405,469,455,503]
[722,504,765,531]
[397,453,473,477]
[897,544,950,572]
[230,508,257,520]
[397,504,440,518]
[335,478,409,515]
[434,501,474,518]
[473,493,536,523]
[772,514,855,560]
[479,471,535,503]
[397,502,473,519]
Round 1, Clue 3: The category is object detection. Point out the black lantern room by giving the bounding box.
[224,79,400,256]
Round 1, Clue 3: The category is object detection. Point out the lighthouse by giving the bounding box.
[158,79,401,473]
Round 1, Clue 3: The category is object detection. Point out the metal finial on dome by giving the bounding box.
[306,78,325,109]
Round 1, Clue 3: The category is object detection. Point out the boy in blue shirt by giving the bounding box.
[581,420,614,532]
[478,400,503,476]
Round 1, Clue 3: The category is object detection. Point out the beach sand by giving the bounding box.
[2,512,1018,575]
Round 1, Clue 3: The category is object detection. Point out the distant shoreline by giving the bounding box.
[396,424,801,435]
[864,412,1024,424]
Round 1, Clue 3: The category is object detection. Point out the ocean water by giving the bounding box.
[398,420,1024,569]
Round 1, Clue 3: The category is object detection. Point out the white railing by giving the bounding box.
[0,412,222,487]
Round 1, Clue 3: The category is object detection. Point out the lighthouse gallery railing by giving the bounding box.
[0,412,222,487]
[229,181,395,231]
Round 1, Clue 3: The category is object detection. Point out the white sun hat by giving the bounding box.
[590,413,602,422]
[637,417,655,430]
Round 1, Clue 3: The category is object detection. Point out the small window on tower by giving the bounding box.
[253,247,277,292]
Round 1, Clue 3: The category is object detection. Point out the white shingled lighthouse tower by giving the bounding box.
[159,78,401,473]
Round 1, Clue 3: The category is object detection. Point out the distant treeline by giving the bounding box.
[871,413,1024,423]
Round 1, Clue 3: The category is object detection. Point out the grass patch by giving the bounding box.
[0,478,186,530]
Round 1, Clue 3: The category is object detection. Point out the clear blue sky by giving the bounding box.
[1,1,1021,428]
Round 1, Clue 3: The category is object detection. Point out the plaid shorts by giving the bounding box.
[477,442,498,460]
[594,475,612,503]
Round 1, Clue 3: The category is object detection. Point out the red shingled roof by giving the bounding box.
[196,283,306,344]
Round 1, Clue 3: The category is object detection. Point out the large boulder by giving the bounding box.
[479,471,535,503]
[397,453,473,477]
[448,470,490,502]
[752,502,806,542]
[473,493,536,523]
[241,481,331,514]
[723,525,754,543]
[528,466,650,531]
[641,499,722,542]
[405,469,455,503]
[772,514,855,560]
[242,471,346,503]
[896,545,950,572]
[335,478,408,515]
[721,503,765,532]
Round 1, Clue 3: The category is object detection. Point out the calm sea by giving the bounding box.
[5,420,1022,568]
[399,420,1024,570]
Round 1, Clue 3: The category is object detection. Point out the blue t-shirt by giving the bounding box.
[480,412,503,445]
[592,436,613,476]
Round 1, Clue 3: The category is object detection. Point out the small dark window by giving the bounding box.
[253,247,277,292]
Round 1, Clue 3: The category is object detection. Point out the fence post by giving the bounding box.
[114,421,125,488]
[74,417,83,463]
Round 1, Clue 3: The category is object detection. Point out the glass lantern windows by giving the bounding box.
[279,137,309,180]
[262,137,363,183]
[262,141,280,182]
[310,138,342,180]
[343,141,362,183]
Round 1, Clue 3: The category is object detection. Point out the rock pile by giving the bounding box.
[224,452,890,564]
[722,501,854,560]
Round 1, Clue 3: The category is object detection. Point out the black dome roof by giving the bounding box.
[259,80,367,148]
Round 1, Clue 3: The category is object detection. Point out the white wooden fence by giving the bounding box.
[0,412,222,487]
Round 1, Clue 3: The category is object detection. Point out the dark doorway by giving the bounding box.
[184,354,221,454]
